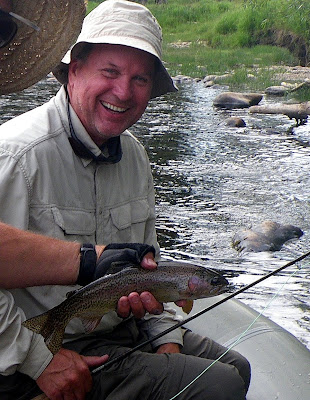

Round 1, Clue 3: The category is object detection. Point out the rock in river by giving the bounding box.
[249,102,310,126]
[232,220,303,252]
[213,92,263,109]
[226,117,246,127]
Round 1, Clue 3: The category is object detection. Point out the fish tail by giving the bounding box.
[22,311,65,355]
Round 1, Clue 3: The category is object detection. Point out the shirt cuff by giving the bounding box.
[18,334,54,380]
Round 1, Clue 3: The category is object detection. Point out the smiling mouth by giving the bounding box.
[101,101,128,113]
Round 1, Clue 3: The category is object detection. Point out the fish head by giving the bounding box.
[187,268,228,299]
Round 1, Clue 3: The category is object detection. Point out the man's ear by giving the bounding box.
[68,59,79,79]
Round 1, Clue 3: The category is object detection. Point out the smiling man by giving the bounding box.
[0,1,250,399]
[67,44,155,145]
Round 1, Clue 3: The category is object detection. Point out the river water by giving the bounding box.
[1,78,309,349]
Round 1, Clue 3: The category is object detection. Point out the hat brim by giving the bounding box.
[53,40,177,99]
[0,0,86,95]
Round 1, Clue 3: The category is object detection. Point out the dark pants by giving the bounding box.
[0,319,251,400]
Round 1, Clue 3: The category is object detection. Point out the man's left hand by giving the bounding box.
[116,250,164,318]
[156,343,181,354]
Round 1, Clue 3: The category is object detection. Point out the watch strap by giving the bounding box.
[77,243,97,285]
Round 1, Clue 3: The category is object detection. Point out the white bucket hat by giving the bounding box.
[0,0,86,95]
[53,0,177,98]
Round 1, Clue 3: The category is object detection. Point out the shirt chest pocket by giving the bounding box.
[51,207,96,242]
[108,199,150,243]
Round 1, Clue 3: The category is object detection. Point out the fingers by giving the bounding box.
[128,292,146,319]
[117,295,131,318]
[36,348,94,400]
[175,299,187,307]
[140,291,163,315]
[140,251,157,270]
[156,343,181,354]
[117,292,146,319]
[117,292,163,319]
[82,354,109,368]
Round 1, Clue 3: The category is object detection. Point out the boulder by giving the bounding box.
[226,117,246,127]
[265,86,289,96]
[265,82,308,96]
[213,92,263,109]
[232,220,303,253]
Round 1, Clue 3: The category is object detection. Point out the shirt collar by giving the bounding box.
[64,86,122,166]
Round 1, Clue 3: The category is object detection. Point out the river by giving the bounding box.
[0,78,309,350]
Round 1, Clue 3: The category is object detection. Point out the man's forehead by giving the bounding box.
[88,43,156,69]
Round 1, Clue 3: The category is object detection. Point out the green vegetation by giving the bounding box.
[87,1,310,93]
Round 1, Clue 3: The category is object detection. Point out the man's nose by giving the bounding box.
[113,78,133,101]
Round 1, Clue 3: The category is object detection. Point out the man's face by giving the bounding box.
[67,44,155,146]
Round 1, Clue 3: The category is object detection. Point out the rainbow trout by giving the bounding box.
[22,262,228,354]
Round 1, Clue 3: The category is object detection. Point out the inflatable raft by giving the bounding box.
[177,295,310,400]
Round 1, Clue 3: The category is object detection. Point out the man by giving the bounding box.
[0,1,250,399]
[0,0,161,303]
[1,0,164,391]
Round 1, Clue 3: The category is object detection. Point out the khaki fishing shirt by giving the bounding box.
[0,86,183,380]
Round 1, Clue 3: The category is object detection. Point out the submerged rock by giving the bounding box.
[226,117,246,127]
[232,220,303,253]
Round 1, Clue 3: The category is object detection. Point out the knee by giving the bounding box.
[232,351,251,392]
[179,355,248,400]
[198,362,247,400]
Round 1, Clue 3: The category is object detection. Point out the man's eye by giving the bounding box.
[134,76,149,85]
[103,69,118,77]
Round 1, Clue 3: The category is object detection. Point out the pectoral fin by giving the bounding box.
[182,300,193,314]
[81,317,102,333]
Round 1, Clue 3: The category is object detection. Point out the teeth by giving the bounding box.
[101,101,127,113]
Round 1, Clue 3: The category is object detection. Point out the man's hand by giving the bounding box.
[94,243,157,277]
[116,251,164,318]
[156,343,181,354]
[36,348,108,400]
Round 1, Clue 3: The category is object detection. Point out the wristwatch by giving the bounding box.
[77,243,97,285]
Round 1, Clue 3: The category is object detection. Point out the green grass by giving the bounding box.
[87,1,101,12]
[87,1,309,93]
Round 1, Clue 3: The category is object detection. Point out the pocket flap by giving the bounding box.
[52,207,95,235]
[110,200,150,230]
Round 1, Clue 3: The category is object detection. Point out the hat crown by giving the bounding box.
[0,0,86,95]
[63,0,162,63]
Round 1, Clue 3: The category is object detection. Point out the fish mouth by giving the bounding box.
[207,284,228,296]
[210,275,229,286]
[217,285,229,294]
[100,101,128,113]
[225,283,238,293]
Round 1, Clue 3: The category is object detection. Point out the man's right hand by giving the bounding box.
[36,348,108,400]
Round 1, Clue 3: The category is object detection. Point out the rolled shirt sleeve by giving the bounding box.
[0,290,53,380]
[139,303,184,349]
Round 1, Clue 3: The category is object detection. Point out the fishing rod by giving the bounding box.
[31,251,310,400]
[92,249,310,374]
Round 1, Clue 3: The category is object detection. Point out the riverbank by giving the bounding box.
[174,64,310,103]
[87,1,310,99]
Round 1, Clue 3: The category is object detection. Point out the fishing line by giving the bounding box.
[92,250,310,374]
[167,265,301,400]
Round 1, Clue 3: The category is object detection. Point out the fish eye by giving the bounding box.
[210,277,222,286]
